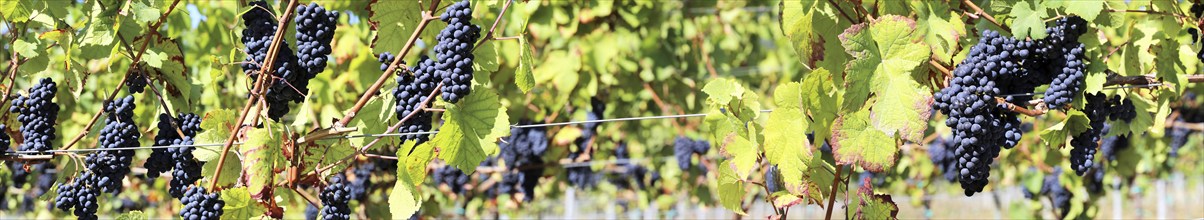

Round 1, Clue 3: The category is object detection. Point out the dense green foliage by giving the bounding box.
[0,0,1199,219]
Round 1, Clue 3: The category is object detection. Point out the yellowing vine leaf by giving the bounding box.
[839,15,933,142]
[854,179,899,219]
[763,107,811,190]
[832,108,897,173]
[239,127,284,200]
[717,160,747,216]
[220,187,266,219]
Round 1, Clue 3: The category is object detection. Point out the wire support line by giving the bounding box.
[5,110,774,156]
[995,83,1163,98]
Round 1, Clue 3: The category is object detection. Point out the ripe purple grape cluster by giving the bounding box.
[1167,92,1200,158]
[765,165,783,193]
[433,165,470,194]
[495,121,548,201]
[9,78,59,153]
[673,136,711,173]
[320,175,351,220]
[126,66,148,94]
[241,1,338,120]
[146,113,203,179]
[295,3,339,75]
[926,136,959,182]
[1099,124,1129,161]
[1038,17,1089,109]
[390,53,437,145]
[933,16,1092,196]
[348,162,373,201]
[608,142,658,190]
[85,95,140,194]
[55,173,100,219]
[1039,168,1072,217]
[433,0,481,103]
[567,99,605,188]
[1070,92,1135,175]
[179,186,224,220]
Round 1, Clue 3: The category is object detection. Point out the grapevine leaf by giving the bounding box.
[1039,110,1090,147]
[719,135,758,180]
[854,179,899,219]
[702,78,744,105]
[1155,40,1193,95]
[300,139,356,176]
[13,38,39,57]
[914,1,965,62]
[838,15,933,141]
[703,110,745,145]
[717,160,747,215]
[201,151,242,188]
[0,0,34,23]
[801,68,840,145]
[473,36,500,72]
[349,92,398,150]
[115,211,147,220]
[193,109,239,161]
[79,0,120,60]
[220,187,265,219]
[514,36,536,93]
[432,85,509,172]
[368,0,447,55]
[763,107,811,189]
[771,191,804,209]
[129,0,160,24]
[772,82,804,108]
[1064,0,1104,22]
[831,108,897,172]
[781,0,844,68]
[390,152,423,218]
[405,141,434,185]
[239,127,284,200]
[146,38,190,103]
[1009,0,1048,40]
[534,50,580,95]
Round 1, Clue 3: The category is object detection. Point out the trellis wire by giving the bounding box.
[4,82,1163,156]
[8,110,772,155]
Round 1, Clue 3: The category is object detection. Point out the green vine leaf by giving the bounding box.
[831,107,897,173]
[514,36,536,93]
[838,15,933,142]
[1040,110,1091,147]
[801,68,840,145]
[193,109,242,188]
[349,91,398,150]
[913,1,965,63]
[719,135,758,180]
[1064,0,1104,22]
[703,78,744,105]
[717,160,747,215]
[390,141,424,219]
[0,0,35,23]
[763,107,811,189]
[239,126,284,200]
[368,0,447,56]
[854,179,899,219]
[1009,0,1048,40]
[115,211,147,220]
[221,187,266,219]
[432,85,510,172]
[79,0,120,60]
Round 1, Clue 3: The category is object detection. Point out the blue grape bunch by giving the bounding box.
[295,3,339,75]
[85,95,140,194]
[673,136,711,173]
[434,0,482,103]
[9,78,59,153]
[390,53,438,145]
[241,1,338,120]
[179,186,224,220]
[320,175,352,220]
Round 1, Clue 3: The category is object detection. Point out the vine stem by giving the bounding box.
[472,0,514,53]
[335,0,442,128]
[824,165,843,220]
[210,0,301,192]
[60,0,182,151]
[961,0,1006,30]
